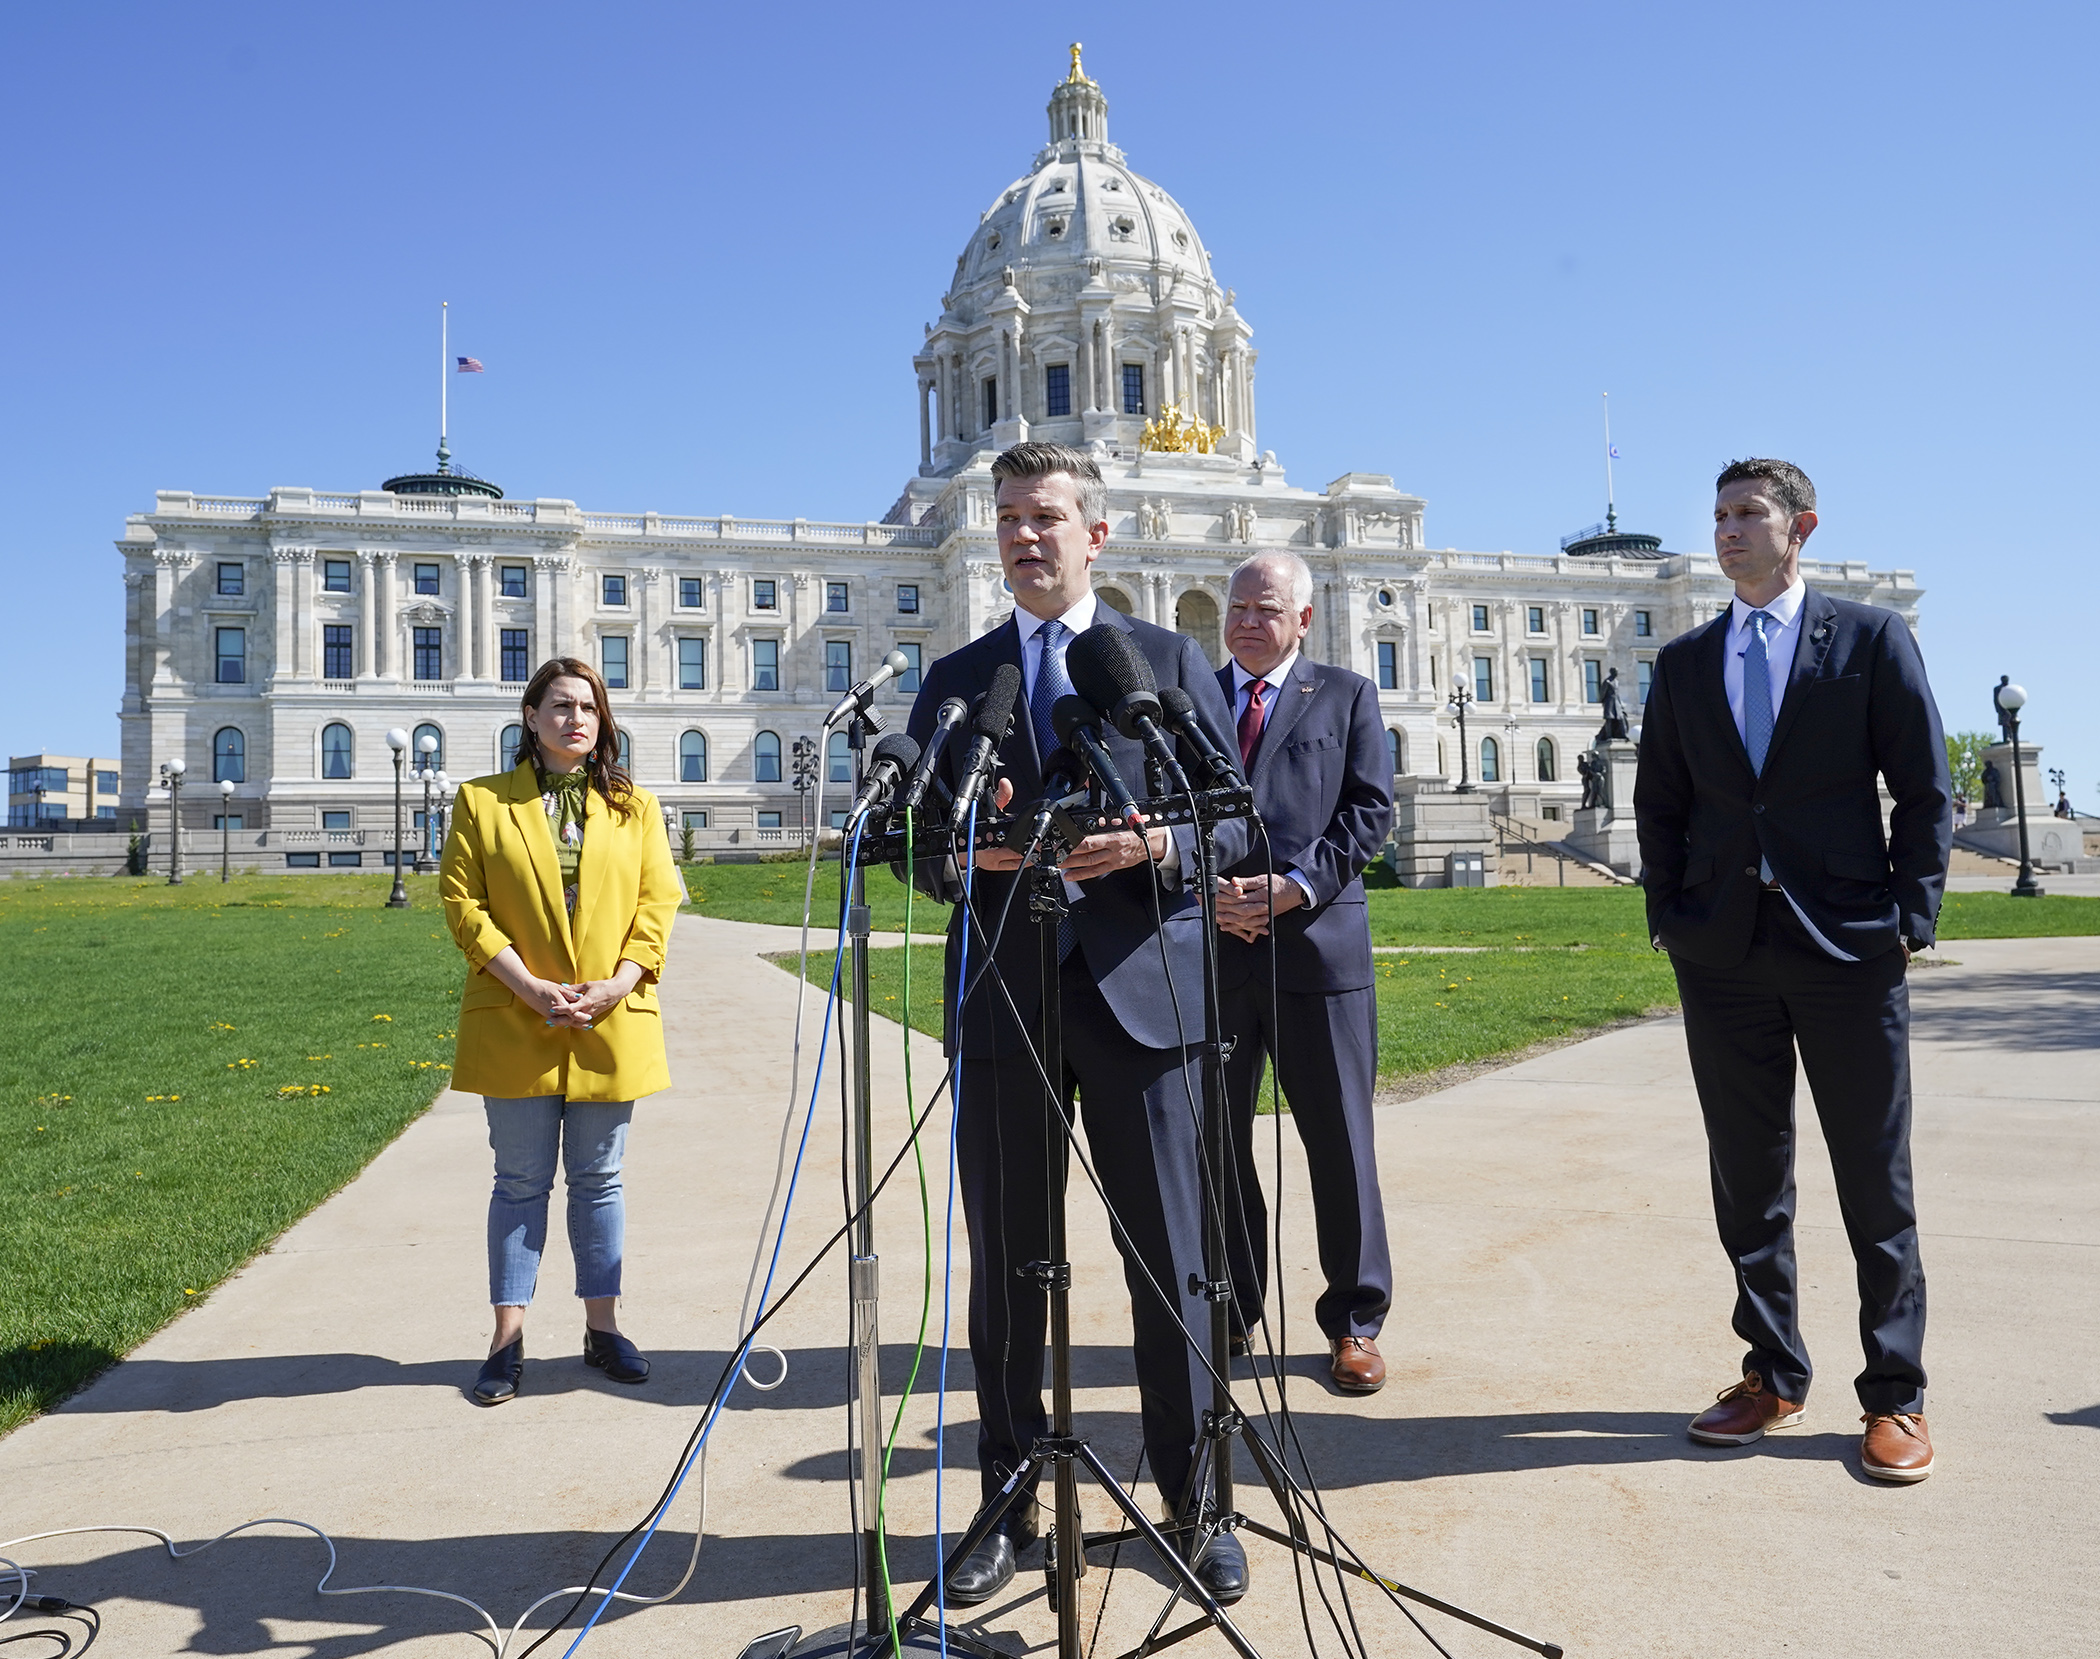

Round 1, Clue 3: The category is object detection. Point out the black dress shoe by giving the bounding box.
[472,1338,523,1406]
[1190,1528,1249,1604]
[944,1504,1039,1607]
[583,1327,650,1384]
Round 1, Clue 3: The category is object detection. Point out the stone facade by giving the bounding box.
[113,52,1925,860]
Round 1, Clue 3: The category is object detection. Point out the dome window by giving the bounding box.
[1377,588,1395,608]
[986,232,1001,252]
[1111,216,1135,240]
[1046,217,1066,238]
[1045,176,1068,193]
[1172,229,1190,250]
[1104,176,1123,191]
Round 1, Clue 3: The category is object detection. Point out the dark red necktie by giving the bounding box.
[1238,679,1269,768]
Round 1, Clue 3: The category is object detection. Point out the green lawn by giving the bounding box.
[0,874,461,1436]
[682,858,950,935]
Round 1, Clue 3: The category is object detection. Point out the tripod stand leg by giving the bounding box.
[866,1455,1048,1659]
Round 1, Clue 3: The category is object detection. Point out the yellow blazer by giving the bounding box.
[440,760,680,1102]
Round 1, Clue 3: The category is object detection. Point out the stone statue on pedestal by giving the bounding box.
[1982,760,2005,811]
[1993,674,2014,741]
[1596,667,1631,743]
[1577,749,1604,811]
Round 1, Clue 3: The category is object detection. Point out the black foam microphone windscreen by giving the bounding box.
[1066,624,1158,712]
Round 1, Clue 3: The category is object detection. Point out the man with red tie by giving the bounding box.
[1212,551,1396,1393]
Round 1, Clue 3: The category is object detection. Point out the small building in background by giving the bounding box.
[7,754,124,827]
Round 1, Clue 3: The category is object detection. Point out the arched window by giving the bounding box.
[1536,737,1557,782]
[828,731,852,784]
[1097,586,1135,615]
[616,730,632,772]
[1174,589,1221,664]
[1480,736,1500,783]
[213,726,245,784]
[1386,728,1405,777]
[679,729,708,783]
[321,722,354,780]
[754,730,782,783]
[500,723,524,769]
[412,722,444,773]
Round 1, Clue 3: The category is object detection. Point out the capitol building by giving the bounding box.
[117,49,1922,858]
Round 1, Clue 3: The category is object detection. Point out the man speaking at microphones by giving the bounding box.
[902,442,1251,1606]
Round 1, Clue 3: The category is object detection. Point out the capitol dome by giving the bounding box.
[912,47,1257,477]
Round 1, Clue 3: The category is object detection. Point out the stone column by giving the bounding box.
[918,380,932,467]
[373,553,397,677]
[356,553,378,679]
[123,570,149,706]
[452,555,475,680]
[476,555,495,680]
[636,566,662,693]
[270,548,307,684]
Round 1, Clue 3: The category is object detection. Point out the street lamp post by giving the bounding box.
[435,772,452,862]
[219,777,235,882]
[1995,681,2043,899]
[413,734,440,872]
[161,758,186,884]
[385,728,410,908]
[1447,681,1476,792]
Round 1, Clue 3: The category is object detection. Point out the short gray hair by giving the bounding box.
[1230,549,1314,610]
[992,441,1107,527]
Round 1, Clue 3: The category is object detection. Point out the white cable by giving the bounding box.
[1,1555,30,1623]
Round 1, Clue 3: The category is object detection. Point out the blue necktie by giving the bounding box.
[1745,610,1775,881]
[1028,619,1079,961]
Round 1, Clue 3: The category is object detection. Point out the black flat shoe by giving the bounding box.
[944,1503,1039,1607]
[583,1326,650,1385]
[1191,1528,1249,1604]
[472,1338,523,1406]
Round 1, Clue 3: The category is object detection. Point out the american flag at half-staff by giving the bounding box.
[456,356,485,373]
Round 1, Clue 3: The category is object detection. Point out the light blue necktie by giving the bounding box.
[1028,618,1079,960]
[1745,610,1775,881]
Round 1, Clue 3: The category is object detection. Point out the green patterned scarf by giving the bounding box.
[536,767,588,913]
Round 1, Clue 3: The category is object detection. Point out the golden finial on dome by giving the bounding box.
[1067,42,1088,84]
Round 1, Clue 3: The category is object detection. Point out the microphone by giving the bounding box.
[846,732,920,823]
[1065,627,1189,794]
[823,648,915,729]
[899,696,967,816]
[1052,693,1144,830]
[948,662,1023,832]
[1157,686,1243,787]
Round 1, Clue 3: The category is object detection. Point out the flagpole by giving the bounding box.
[439,301,449,473]
[1601,391,1615,533]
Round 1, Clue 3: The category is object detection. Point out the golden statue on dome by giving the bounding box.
[1066,42,1090,84]
[1139,402,1226,455]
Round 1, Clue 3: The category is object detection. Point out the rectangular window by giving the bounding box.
[500,628,530,682]
[825,640,852,693]
[96,770,120,794]
[1376,640,1399,690]
[1635,609,1652,638]
[1122,362,1145,415]
[679,576,704,609]
[681,809,709,830]
[983,377,999,430]
[96,804,116,819]
[1471,604,1490,632]
[757,811,783,829]
[328,850,363,867]
[1473,655,1494,702]
[1584,660,1603,703]
[896,642,922,693]
[1637,659,1654,705]
[323,625,354,679]
[414,563,440,595]
[601,635,629,689]
[896,584,919,614]
[215,627,246,684]
[322,810,351,830]
[679,637,707,690]
[1529,658,1549,703]
[284,851,321,868]
[217,562,244,596]
[323,558,352,593]
[413,627,443,680]
[826,581,850,613]
[213,814,245,830]
[1045,363,1071,418]
[1527,605,1544,634]
[602,573,627,607]
[1582,608,1599,636]
[752,578,777,611]
[752,638,779,691]
[500,565,528,599]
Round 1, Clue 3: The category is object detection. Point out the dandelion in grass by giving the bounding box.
[370,1013,393,1023]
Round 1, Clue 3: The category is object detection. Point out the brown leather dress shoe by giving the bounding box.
[1687,1371,1804,1445]
[1330,1336,1386,1394]
[1860,1412,1933,1482]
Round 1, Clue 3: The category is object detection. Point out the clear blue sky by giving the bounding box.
[5,2,2094,797]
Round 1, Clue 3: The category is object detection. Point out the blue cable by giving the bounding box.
[933,802,976,1654]
[560,820,862,1656]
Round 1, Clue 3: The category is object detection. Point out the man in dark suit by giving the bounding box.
[904,442,1254,1603]
[1210,551,1395,1394]
[1634,457,1952,1484]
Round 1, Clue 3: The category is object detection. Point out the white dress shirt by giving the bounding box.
[1230,652,1317,907]
[1719,576,1850,960]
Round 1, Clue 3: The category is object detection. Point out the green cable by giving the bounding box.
[873,810,934,1652]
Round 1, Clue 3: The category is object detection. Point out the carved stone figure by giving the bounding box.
[1596,667,1631,742]
[1577,749,1604,811]
[1993,674,2015,741]
[1982,760,2005,811]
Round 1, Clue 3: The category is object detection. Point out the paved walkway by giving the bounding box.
[3,918,2096,1655]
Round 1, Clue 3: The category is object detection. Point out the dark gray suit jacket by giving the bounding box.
[904,602,1250,1057]
[1634,586,1952,969]
[1215,655,1392,994]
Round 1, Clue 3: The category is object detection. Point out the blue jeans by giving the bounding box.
[483,1096,634,1307]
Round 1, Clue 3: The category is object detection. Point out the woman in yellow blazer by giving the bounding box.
[440,656,680,1406]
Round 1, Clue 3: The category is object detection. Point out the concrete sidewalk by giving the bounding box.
[2,917,2095,1655]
